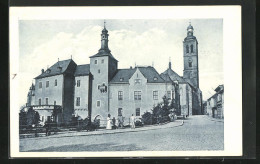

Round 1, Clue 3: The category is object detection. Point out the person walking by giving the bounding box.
[106,114,112,130]
[130,114,135,129]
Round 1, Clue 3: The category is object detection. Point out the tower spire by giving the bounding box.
[104,20,106,28]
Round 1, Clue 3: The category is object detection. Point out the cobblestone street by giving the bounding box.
[20,115,224,151]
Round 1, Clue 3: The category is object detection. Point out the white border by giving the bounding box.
[9,6,242,157]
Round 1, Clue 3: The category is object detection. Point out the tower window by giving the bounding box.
[76,97,80,106]
[97,100,101,107]
[189,62,192,67]
[191,44,194,53]
[98,69,100,73]
[38,98,41,105]
[45,98,48,105]
[54,101,56,105]
[76,80,80,87]
[186,45,189,53]
[55,79,57,86]
[95,60,98,64]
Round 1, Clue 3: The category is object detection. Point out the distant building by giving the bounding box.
[25,22,203,125]
[206,85,224,118]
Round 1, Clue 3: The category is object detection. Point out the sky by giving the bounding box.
[18,19,223,107]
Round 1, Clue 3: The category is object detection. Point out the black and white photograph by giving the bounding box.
[9,6,242,157]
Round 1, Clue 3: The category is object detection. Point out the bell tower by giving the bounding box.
[183,22,199,88]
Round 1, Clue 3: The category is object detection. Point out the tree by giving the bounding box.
[33,111,40,125]
[26,107,35,126]
[19,108,27,127]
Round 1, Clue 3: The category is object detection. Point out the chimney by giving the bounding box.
[130,66,132,69]
[41,69,44,74]
[169,61,171,69]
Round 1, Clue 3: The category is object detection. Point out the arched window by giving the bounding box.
[189,61,192,67]
[190,44,194,53]
[186,45,189,53]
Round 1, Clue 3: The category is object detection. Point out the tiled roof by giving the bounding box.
[110,66,165,84]
[35,59,77,79]
[138,67,165,83]
[89,50,118,61]
[109,68,136,84]
[161,68,185,83]
[74,64,90,76]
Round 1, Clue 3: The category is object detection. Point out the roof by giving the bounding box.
[89,50,118,61]
[35,59,77,79]
[109,69,136,84]
[74,64,90,76]
[214,85,224,92]
[110,66,165,84]
[161,68,185,83]
[138,67,165,83]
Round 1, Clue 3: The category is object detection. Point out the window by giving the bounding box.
[190,44,194,53]
[167,91,171,99]
[98,69,100,73]
[136,108,140,116]
[134,91,141,100]
[55,79,57,86]
[76,80,80,87]
[95,60,98,64]
[76,97,80,106]
[39,82,42,89]
[134,79,141,85]
[97,100,101,107]
[172,91,175,99]
[101,59,104,63]
[186,45,189,53]
[118,108,122,116]
[38,99,41,105]
[42,116,44,122]
[45,98,48,105]
[46,81,49,88]
[189,62,192,67]
[54,101,56,105]
[118,91,123,100]
[153,91,158,100]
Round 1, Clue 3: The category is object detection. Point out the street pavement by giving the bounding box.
[20,115,224,152]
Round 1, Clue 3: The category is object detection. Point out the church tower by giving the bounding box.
[89,21,118,120]
[183,22,199,88]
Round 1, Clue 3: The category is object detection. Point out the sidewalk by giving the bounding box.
[204,115,224,123]
[21,120,184,140]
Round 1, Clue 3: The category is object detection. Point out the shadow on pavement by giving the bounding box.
[23,142,144,152]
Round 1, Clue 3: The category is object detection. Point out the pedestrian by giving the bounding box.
[106,114,112,130]
[112,117,116,129]
[130,114,135,129]
[118,115,123,128]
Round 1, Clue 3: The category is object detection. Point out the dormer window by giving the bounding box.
[57,66,62,72]
[119,77,124,82]
[153,77,158,81]
[46,69,51,74]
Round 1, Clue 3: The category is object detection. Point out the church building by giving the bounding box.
[26,22,202,126]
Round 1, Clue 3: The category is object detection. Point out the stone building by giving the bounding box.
[206,85,224,118]
[25,22,203,125]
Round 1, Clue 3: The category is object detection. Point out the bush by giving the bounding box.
[142,112,153,125]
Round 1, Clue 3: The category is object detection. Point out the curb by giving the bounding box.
[21,120,184,140]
